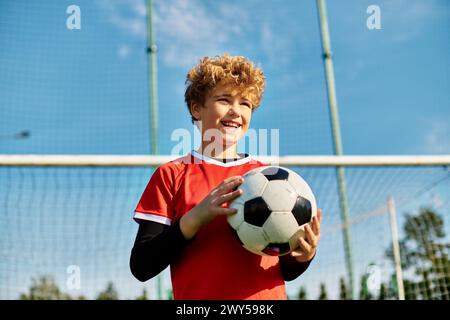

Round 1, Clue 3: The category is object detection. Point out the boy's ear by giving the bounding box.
[190,102,201,121]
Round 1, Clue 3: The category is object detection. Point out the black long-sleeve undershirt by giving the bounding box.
[130,219,191,282]
[129,220,314,282]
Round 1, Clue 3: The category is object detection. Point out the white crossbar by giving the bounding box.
[0,154,449,167]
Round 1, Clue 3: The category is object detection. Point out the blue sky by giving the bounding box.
[0,0,449,300]
[0,0,449,155]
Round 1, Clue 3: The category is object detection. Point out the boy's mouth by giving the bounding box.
[220,120,242,129]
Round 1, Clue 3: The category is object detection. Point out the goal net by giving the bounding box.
[0,155,449,300]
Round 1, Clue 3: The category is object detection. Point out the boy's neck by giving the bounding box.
[196,144,240,160]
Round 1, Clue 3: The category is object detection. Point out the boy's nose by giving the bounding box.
[229,101,241,115]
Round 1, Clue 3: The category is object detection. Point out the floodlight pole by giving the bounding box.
[146,0,162,300]
[316,0,355,299]
[146,0,159,156]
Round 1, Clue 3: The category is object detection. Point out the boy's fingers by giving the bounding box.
[318,208,322,223]
[217,176,244,195]
[312,215,320,235]
[213,189,242,205]
[221,176,243,186]
[211,176,241,196]
[216,207,238,215]
[305,225,318,248]
[298,237,312,254]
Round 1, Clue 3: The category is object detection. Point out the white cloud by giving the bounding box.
[130,0,146,17]
[379,0,445,43]
[422,120,450,153]
[346,60,365,81]
[110,13,146,37]
[432,194,443,208]
[259,20,294,66]
[96,0,146,37]
[154,0,248,68]
[118,44,131,59]
[96,0,250,69]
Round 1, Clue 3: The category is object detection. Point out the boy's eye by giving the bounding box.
[241,102,252,108]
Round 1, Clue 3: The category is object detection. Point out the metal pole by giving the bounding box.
[146,0,159,156]
[316,0,355,299]
[387,196,405,300]
[145,0,162,300]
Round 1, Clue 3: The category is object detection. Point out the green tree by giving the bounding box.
[378,283,388,300]
[96,282,119,300]
[298,286,307,300]
[385,208,450,300]
[318,283,328,300]
[403,279,418,300]
[135,288,149,300]
[166,288,174,300]
[358,274,372,300]
[20,276,62,300]
[19,276,83,300]
[339,277,349,300]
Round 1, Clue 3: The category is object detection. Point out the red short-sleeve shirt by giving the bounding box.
[134,151,287,300]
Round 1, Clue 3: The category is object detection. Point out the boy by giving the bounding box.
[130,54,322,300]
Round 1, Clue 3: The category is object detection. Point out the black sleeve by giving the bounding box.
[129,219,193,282]
[279,253,315,281]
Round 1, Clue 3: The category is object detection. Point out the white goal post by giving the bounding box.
[0,154,449,167]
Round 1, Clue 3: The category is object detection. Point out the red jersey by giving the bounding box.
[134,150,287,300]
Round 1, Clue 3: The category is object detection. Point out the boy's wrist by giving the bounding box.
[180,209,202,240]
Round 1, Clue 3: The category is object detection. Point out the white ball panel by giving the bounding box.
[263,212,299,243]
[236,222,269,252]
[262,180,297,211]
[227,198,245,230]
[239,171,269,201]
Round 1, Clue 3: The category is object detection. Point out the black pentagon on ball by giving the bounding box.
[292,195,312,226]
[261,167,289,181]
[244,197,272,227]
[262,243,291,256]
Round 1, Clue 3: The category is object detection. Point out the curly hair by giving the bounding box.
[184,54,265,123]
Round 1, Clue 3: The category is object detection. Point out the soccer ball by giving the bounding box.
[227,166,317,256]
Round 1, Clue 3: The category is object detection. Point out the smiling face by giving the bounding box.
[190,82,254,151]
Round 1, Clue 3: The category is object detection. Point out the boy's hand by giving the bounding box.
[289,208,322,262]
[180,176,244,240]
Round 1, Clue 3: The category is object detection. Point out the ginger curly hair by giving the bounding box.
[184,54,265,123]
